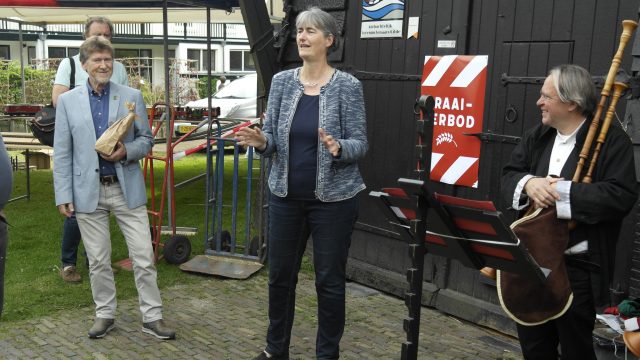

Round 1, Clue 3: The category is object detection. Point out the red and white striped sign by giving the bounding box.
[421,55,488,188]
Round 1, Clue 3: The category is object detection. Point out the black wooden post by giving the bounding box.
[400,95,435,360]
[238,0,280,96]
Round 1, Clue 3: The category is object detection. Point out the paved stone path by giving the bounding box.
[0,271,523,359]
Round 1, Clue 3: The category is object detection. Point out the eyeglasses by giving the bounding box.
[539,93,560,102]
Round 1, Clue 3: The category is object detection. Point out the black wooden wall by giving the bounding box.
[264,0,640,334]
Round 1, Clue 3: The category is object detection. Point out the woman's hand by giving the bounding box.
[235,126,267,151]
[524,176,563,209]
[318,128,341,157]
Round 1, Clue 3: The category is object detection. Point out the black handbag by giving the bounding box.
[29,106,56,147]
[30,56,75,147]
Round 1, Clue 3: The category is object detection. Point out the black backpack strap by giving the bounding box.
[69,56,75,89]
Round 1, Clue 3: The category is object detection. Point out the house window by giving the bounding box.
[48,46,79,59]
[27,46,36,65]
[116,48,153,83]
[229,50,255,71]
[186,49,215,72]
[0,45,9,60]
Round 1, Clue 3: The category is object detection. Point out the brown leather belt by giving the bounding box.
[100,175,119,185]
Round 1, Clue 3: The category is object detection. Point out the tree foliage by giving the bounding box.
[0,60,56,105]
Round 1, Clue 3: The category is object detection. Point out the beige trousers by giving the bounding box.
[76,182,162,323]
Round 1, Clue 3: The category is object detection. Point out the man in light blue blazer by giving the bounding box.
[53,36,175,340]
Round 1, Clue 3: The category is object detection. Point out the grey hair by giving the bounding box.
[79,36,114,64]
[295,7,339,53]
[84,16,114,39]
[549,64,597,117]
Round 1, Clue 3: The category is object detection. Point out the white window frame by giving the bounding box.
[44,39,83,59]
[176,43,223,74]
[115,48,153,83]
[225,45,254,73]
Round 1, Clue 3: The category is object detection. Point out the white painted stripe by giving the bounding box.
[431,152,444,171]
[390,206,406,219]
[364,0,405,12]
[439,156,478,184]
[424,55,431,65]
[450,56,488,87]
[422,55,456,87]
[472,180,478,188]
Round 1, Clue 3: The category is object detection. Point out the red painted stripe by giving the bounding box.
[452,218,497,236]
[438,57,468,87]
[421,56,440,85]
[435,193,496,211]
[452,158,480,187]
[469,243,515,261]
[399,208,416,220]
[429,153,456,182]
[425,234,447,246]
[6,0,59,5]
[382,187,408,198]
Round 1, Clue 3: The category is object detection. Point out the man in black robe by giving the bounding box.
[501,64,638,359]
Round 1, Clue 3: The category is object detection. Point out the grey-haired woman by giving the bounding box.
[236,6,368,360]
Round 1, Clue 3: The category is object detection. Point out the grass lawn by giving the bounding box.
[1,152,269,322]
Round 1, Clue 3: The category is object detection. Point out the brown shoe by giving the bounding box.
[60,266,81,283]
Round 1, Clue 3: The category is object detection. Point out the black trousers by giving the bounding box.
[516,260,597,360]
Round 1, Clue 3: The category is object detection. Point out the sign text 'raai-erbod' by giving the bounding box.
[421,55,488,188]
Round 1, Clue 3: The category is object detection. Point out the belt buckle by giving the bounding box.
[101,175,117,185]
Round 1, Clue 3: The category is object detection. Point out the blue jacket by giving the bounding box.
[261,68,368,202]
[54,82,153,213]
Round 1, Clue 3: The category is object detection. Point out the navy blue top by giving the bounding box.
[287,94,319,200]
[87,81,116,176]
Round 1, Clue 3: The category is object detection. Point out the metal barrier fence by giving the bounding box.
[0,58,203,107]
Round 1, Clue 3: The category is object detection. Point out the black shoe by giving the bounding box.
[142,319,176,340]
[88,318,115,339]
[252,350,289,360]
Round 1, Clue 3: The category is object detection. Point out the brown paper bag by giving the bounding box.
[95,102,138,156]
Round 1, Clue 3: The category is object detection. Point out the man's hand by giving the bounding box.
[58,203,75,217]
[524,176,563,209]
[100,141,127,162]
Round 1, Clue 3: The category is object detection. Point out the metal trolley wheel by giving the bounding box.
[163,235,192,264]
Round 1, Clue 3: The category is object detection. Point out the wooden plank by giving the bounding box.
[2,134,49,150]
[1,131,36,138]
[570,0,597,67]
[590,0,620,73]
[530,0,554,41]
[549,0,574,42]
[238,0,279,94]
[292,0,346,12]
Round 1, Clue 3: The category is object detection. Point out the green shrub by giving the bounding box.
[0,60,56,106]
[197,76,219,99]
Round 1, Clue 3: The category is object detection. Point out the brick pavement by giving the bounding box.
[0,271,523,359]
